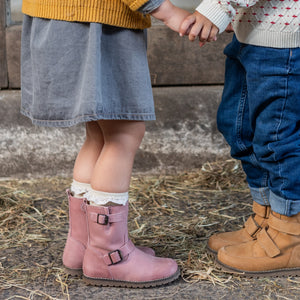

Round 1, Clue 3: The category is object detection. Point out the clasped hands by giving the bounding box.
[180,12,234,47]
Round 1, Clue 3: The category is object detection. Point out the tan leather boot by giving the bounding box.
[62,190,155,276]
[217,211,300,277]
[82,203,180,288]
[207,202,270,254]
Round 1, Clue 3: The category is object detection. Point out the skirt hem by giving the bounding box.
[20,109,156,128]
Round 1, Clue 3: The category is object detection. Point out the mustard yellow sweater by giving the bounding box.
[22,0,152,29]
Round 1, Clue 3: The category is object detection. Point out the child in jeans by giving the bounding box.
[21,0,191,288]
[180,0,300,276]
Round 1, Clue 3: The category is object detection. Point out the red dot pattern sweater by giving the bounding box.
[196,0,300,48]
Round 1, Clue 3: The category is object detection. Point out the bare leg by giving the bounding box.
[73,121,104,184]
[90,120,145,193]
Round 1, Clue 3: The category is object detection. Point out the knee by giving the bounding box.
[121,121,145,151]
[126,121,145,141]
[100,120,145,151]
[253,129,298,163]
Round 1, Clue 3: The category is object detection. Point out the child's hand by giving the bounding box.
[180,11,219,47]
[151,0,191,33]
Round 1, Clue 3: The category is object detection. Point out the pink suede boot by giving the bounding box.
[63,190,88,276]
[83,203,180,288]
[62,190,155,276]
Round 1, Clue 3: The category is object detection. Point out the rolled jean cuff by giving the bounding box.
[249,186,270,206]
[269,190,300,217]
[138,0,165,14]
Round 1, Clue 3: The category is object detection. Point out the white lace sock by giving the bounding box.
[85,189,128,206]
[71,179,91,198]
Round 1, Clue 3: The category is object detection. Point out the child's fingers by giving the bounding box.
[199,41,206,47]
[208,26,219,42]
[188,22,204,41]
[198,24,211,43]
[179,15,196,36]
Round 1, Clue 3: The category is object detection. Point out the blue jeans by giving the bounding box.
[218,35,300,216]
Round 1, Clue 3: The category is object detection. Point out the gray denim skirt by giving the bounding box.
[21,15,155,127]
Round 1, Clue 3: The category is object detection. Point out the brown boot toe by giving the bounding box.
[207,202,270,254]
[217,211,300,277]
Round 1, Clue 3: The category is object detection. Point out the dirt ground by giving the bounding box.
[1,161,300,299]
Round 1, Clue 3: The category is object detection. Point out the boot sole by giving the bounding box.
[206,244,217,256]
[216,260,300,278]
[64,266,83,277]
[83,267,180,288]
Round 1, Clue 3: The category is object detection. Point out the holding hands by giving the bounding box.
[180,11,219,47]
[151,0,220,47]
[151,0,191,33]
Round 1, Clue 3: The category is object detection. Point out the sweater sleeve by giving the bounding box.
[138,0,165,14]
[196,0,260,33]
[120,0,151,11]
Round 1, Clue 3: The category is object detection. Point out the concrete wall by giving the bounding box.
[0,86,230,178]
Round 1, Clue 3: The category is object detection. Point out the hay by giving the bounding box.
[128,159,248,285]
[1,159,298,298]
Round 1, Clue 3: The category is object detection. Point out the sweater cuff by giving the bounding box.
[196,0,232,33]
[121,0,151,11]
[138,0,165,14]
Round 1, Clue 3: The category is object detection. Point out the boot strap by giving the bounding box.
[90,211,126,225]
[252,202,270,218]
[103,240,135,266]
[268,213,300,235]
[245,215,262,237]
[257,228,280,258]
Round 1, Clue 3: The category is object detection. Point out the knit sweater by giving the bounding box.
[197,0,300,48]
[22,0,151,29]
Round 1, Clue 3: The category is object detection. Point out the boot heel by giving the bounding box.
[64,266,83,277]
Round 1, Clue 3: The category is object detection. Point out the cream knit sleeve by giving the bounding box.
[196,0,260,33]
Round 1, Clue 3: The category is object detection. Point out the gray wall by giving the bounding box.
[171,0,200,9]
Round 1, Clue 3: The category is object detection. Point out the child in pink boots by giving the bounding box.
[21,0,192,287]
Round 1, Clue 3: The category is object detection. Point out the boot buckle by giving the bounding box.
[97,214,109,225]
[245,215,262,238]
[107,249,123,265]
[250,225,262,238]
